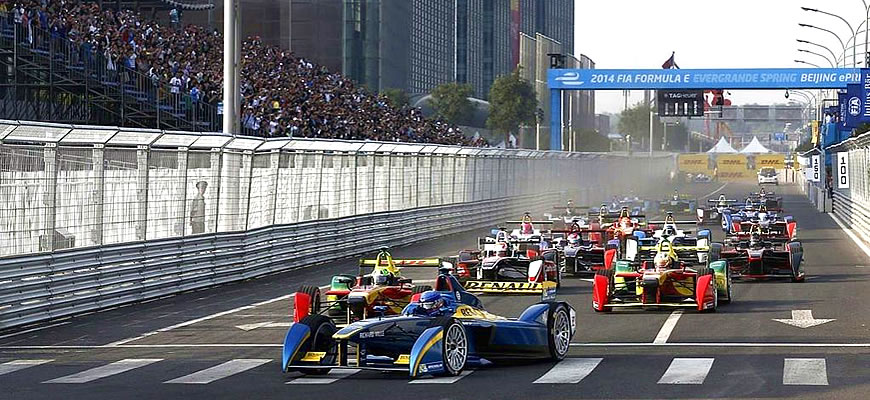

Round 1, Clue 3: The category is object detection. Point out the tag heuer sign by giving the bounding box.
[658,90,704,117]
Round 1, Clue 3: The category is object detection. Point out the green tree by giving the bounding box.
[430,82,474,125]
[574,129,612,152]
[382,88,410,109]
[487,70,537,147]
[618,102,692,151]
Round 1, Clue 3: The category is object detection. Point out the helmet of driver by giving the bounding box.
[654,251,671,268]
[750,233,760,247]
[567,233,581,246]
[417,291,446,316]
[372,268,393,285]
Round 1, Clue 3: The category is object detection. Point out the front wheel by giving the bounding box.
[288,315,337,375]
[440,319,468,376]
[547,304,572,360]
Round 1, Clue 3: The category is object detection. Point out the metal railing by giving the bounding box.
[0,119,675,330]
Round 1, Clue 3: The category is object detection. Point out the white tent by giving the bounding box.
[706,137,738,153]
[740,136,771,153]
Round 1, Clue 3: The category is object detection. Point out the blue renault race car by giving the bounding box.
[282,270,576,378]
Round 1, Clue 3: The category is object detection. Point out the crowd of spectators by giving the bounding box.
[0,0,484,146]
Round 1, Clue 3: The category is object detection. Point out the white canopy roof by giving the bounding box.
[706,137,738,153]
[739,136,771,153]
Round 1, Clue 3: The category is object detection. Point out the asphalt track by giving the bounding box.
[2,179,870,399]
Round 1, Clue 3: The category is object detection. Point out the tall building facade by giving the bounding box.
[203,0,581,131]
[518,32,594,150]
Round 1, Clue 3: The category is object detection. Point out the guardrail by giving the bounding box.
[0,119,674,330]
[0,193,557,329]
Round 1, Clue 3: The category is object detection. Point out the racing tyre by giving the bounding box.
[298,285,322,316]
[412,285,433,295]
[708,243,722,263]
[428,318,467,376]
[721,268,733,304]
[288,315,337,375]
[546,304,572,360]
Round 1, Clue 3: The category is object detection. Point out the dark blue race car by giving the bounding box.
[282,271,576,378]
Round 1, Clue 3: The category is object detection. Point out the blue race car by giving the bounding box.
[282,271,576,378]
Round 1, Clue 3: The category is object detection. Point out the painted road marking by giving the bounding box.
[104,286,327,346]
[0,359,53,376]
[235,322,292,331]
[653,311,683,344]
[570,342,870,347]
[409,370,473,384]
[44,359,163,384]
[773,310,835,329]
[287,368,361,384]
[166,359,271,384]
[783,358,828,385]
[533,358,602,384]
[701,182,730,200]
[657,358,714,384]
[10,340,870,350]
[0,321,71,341]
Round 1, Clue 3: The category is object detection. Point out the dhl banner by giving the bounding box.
[716,154,748,172]
[677,154,711,174]
[755,154,785,170]
[717,170,753,181]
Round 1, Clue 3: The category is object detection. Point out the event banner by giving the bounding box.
[677,154,711,173]
[717,170,753,181]
[837,152,850,189]
[547,68,862,90]
[755,154,785,170]
[716,154,748,172]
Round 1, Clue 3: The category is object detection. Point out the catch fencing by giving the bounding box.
[0,120,673,329]
[825,135,870,240]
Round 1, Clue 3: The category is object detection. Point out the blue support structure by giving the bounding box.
[550,89,561,151]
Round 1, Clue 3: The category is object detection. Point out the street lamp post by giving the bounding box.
[797,48,836,68]
[797,39,840,67]
[794,59,822,68]
[801,7,856,67]
[862,0,869,65]
[798,23,847,66]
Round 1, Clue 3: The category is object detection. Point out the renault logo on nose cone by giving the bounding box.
[849,97,861,116]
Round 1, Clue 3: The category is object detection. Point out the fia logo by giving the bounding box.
[849,97,861,116]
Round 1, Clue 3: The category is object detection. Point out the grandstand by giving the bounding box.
[0,0,477,146]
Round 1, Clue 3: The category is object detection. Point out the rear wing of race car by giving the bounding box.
[707,199,738,204]
[359,258,444,268]
[358,257,446,276]
[648,219,699,226]
[464,279,557,295]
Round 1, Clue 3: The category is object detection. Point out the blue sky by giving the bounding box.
[575,0,866,113]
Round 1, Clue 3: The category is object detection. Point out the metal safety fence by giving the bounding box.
[0,119,674,329]
[825,133,870,240]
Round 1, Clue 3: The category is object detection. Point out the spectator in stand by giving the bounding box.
[0,0,484,146]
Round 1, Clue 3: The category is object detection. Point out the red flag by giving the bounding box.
[662,52,679,69]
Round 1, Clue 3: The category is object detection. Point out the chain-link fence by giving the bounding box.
[0,120,675,258]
